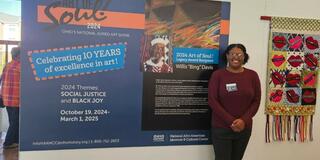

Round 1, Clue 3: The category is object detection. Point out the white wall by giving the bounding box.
[20,0,320,159]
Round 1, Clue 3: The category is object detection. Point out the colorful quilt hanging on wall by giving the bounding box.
[265,17,320,142]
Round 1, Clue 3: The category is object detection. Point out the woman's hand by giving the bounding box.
[231,118,245,132]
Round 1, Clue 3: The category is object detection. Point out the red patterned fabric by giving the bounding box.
[265,17,320,142]
[1,58,20,107]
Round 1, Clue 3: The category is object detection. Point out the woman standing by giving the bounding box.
[208,44,261,160]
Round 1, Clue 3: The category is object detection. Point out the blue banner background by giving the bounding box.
[21,0,230,151]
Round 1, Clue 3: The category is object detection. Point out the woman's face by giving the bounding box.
[226,47,245,69]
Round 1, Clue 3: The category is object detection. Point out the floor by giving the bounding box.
[0,132,18,160]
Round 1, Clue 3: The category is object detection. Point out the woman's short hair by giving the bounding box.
[221,43,249,64]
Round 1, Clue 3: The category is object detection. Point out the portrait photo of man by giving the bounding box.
[143,35,173,73]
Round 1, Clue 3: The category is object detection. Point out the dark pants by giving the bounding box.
[4,107,19,146]
[212,128,251,160]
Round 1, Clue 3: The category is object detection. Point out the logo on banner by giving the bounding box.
[37,0,144,29]
[153,135,165,142]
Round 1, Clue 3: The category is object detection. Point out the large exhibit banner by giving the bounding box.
[21,0,230,151]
